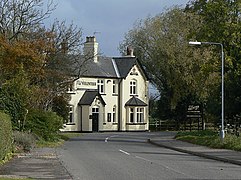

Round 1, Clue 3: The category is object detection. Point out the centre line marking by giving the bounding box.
[119,149,130,155]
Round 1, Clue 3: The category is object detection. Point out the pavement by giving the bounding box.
[1,133,241,179]
[0,148,73,179]
[148,134,241,166]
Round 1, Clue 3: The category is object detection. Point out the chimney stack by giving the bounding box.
[127,46,134,57]
[84,36,99,62]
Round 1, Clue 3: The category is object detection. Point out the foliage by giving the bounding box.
[0,0,86,112]
[0,70,30,130]
[36,133,81,148]
[52,95,70,123]
[0,112,13,161]
[121,1,241,124]
[176,130,241,151]
[13,131,36,152]
[120,7,219,123]
[185,0,241,119]
[25,110,63,141]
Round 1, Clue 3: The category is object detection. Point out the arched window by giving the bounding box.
[130,79,137,95]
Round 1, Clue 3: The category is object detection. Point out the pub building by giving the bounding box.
[61,36,149,132]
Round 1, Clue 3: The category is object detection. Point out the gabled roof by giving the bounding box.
[113,57,136,78]
[70,55,148,80]
[76,56,117,78]
[78,90,106,106]
[125,96,147,106]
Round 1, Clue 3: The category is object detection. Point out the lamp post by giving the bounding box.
[189,41,225,141]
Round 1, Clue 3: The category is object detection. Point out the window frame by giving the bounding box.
[107,113,112,122]
[68,105,74,124]
[136,107,144,123]
[97,79,104,94]
[113,80,117,94]
[113,106,116,123]
[130,79,137,95]
[129,108,134,123]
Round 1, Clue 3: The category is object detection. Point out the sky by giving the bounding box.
[44,0,190,57]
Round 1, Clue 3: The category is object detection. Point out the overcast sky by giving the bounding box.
[45,0,190,57]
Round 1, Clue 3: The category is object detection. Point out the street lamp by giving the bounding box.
[189,41,225,141]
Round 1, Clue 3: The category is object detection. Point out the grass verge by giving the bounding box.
[0,178,32,180]
[175,130,241,151]
[36,132,82,148]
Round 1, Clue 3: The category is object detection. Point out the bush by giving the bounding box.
[25,110,63,141]
[0,112,13,160]
[13,131,36,152]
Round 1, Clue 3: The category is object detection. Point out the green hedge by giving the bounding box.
[0,112,13,160]
[25,110,63,141]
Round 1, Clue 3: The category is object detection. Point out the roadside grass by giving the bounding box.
[36,132,82,148]
[0,178,32,180]
[175,130,241,151]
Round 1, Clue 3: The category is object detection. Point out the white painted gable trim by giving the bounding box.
[112,59,120,78]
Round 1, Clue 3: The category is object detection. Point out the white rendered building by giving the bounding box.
[61,36,149,132]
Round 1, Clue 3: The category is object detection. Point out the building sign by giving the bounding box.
[76,79,96,89]
[187,105,202,118]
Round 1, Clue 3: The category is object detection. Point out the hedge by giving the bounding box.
[25,110,63,141]
[0,112,13,160]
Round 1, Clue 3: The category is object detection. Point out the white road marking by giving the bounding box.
[104,135,119,143]
[119,149,130,155]
[105,137,109,143]
[135,155,152,163]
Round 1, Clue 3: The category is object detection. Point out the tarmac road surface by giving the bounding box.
[57,132,241,180]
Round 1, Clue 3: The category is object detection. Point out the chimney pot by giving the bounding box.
[127,46,134,57]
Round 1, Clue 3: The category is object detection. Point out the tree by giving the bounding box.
[185,0,241,118]
[52,95,69,123]
[0,0,87,111]
[0,69,30,130]
[0,0,56,41]
[120,7,219,114]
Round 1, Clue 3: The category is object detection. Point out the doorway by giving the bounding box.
[92,108,99,132]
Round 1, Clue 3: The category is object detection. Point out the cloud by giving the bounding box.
[45,0,189,56]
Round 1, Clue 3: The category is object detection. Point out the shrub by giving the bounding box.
[25,110,63,141]
[0,112,13,160]
[13,131,36,152]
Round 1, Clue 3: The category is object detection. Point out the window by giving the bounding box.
[130,80,137,95]
[113,80,117,94]
[136,108,144,123]
[107,113,111,122]
[92,108,99,113]
[97,80,104,93]
[113,106,116,123]
[68,105,74,123]
[130,108,134,123]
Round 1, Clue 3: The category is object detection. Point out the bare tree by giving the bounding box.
[0,0,56,41]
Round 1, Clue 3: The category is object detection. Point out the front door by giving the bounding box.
[92,108,99,132]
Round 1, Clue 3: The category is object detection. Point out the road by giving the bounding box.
[57,132,241,180]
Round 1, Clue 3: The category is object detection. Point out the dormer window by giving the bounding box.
[130,79,137,95]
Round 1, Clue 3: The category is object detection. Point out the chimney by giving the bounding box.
[84,36,99,62]
[126,46,134,57]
